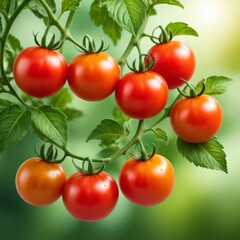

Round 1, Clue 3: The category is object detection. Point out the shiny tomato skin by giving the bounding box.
[15,158,67,206]
[119,154,175,206]
[115,71,168,119]
[62,171,119,222]
[170,95,223,143]
[13,46,68,98]
[67,52,120,101]
[148,41,196,89]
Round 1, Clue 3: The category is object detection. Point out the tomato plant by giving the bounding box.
[13,46,68,98]
[62,171,119,222]
[119,154,175,206]
[0,0,232,222]
[68,52,120,101]
[170,94,223,143]
[148,41,196,89]
[115,71,168,119]
[15,157,66,206]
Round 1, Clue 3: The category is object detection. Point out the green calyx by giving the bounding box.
[75,35,109,54]
[150,25,173,44]
[33,31,63,50]
[72,158,104,175]
[177,79,206,98]
[127,53,155,72]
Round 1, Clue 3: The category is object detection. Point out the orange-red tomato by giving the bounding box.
[15,158,66,206]
[68,52,120,101]
[119,154,175,206]
[170,95,223,143]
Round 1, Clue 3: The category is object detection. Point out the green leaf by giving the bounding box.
[166,22,198,37]
[0,99,14,112]
[152,0,184,8]
[112,106,130,124]
[28,0,56,20]
[63,107,83,121]
[87,119,124,146]
[0,105,31,154]
[31,105,69,147]
[50,88,72,109]
[177,138,228,173]
[153,128,168,143]
[61,0,81,15]
[5,34,23,74]
[106,0,148,36]
[196,76,233,96]
[90,0,122,44]
[0,0,8,15]
[98,145,119,158]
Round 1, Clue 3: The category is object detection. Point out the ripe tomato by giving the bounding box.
[67,52,120,101]
[15,157,66,206]
[62,171,119,222]
[119,154,175,206]
[148,41,196,89]
[13,46,68,98]
[170,94,223,143]
[115,71,168,119]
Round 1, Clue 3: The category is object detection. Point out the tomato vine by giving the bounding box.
[0,0,233,221]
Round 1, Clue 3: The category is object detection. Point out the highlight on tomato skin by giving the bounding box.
[15,157,67,206]
[147,41,196,89]
[62,171,119,222]
[13,46,68,98]
[115,71,169,119]
[119,154,175,206]
[170,94,223,143]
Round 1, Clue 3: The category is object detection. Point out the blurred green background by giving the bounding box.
[1,0,240,239]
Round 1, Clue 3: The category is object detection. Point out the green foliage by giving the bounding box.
[87,119,124,147]
[166,22,199,37]
[106,0,148,36]
[177,138,228,173]
[153,128,168,143]
[196,76,233,96]
[31,105,69,147]
[0,105,31,154]
[151,0,184,9]
[90,0,122,44]
[61,0,82,15]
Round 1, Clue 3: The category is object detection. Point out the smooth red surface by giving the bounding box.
[148,41,196,89]
[13,46,68,98]
[170,95,223,143]
[119,154,175,206]
[115,71,168,119]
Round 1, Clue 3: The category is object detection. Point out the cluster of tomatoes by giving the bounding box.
[13,38,223,222]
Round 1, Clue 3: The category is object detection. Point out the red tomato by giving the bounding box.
[13,46,68,98]
[148,41,196,89]
[67,52,120,101]
[115,71,168,119]
[15,158,66,206]
[170,94,223,143]
[119,154,175,206]
[62,171,119,222]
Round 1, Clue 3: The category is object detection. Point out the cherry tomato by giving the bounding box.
[13,46,68,98]
[119,154,175,206]
[67,52,120,101]
[115,71,168,119]
[148,41,196,89]
[62,171,119,222]
[170,94,223,143]
[15,157,66,206]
